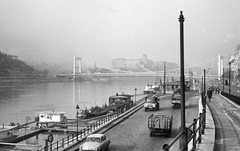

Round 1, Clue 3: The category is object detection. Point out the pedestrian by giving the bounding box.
[207,87,213,102]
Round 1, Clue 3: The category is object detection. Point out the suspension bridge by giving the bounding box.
[55,55,229,80]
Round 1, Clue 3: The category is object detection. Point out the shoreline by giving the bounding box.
[0,77,73,83]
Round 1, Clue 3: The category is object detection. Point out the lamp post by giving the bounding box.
[76,104,79,140]
[179,11,187,151]
[163,62,166,94]
[135,88,137,106]
[204,69,206,95]
[229,62,231,94]
[223,68,224,92]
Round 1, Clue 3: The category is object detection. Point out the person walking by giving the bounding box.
[207,87,213,102]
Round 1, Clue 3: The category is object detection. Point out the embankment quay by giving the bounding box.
[40,91,240,151]
[39,91,200,151]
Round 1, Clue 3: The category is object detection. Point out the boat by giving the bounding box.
[79,106,109,119]
[143,84,158,94]
[36,110,67,128]
[79,93,134,119]
[0,124,18,142]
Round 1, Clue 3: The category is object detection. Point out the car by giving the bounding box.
[79,134,111,151]
[144,97,159,111]
[171,93,181,109]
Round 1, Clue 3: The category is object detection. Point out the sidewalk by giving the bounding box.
[198,93,240,151]
[197,96,215,151]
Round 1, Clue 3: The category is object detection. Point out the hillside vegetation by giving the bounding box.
[0,51,47,77]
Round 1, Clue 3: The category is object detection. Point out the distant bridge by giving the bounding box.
[55,55,229,80]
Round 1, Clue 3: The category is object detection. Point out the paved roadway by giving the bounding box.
[103,92,200,151]
[208,94,240,151]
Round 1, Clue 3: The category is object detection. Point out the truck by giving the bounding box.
[171,89,181,108]
[148,114,173,137]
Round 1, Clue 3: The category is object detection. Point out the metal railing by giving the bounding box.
[162,92,207,151]
[36,110,121,151]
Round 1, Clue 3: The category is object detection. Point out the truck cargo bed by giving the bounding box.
[148,114,173,137]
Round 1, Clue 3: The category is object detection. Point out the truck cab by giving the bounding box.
[171,89,181,109]
[144,97,159,111]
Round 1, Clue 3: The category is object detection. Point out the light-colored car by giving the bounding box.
[79,134,110,151]
[144,97,159,111]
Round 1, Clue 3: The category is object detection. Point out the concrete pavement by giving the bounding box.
[197,93,240,151]
[197,96,215,151]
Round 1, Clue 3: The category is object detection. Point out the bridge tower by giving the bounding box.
[73,57,82,79]
[218,55,223,80]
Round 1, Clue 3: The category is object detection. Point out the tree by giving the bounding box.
[43,69,49,76]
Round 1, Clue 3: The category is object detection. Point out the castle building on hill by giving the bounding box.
[112,54,177,72]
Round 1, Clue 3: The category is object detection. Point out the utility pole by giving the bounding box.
[229,62,231,94]
[204,69,206,94]
[179,11,187,151]
[164,62,166,94]
[223,68,224,92]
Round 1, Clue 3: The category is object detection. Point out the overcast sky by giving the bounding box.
[0,0,239,68]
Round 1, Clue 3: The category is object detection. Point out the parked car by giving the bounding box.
[79,134,110,151]
[144,97,159,111]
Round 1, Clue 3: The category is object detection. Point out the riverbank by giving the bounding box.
[0,77,73,83]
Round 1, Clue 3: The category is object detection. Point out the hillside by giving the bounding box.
[0,51,44,77]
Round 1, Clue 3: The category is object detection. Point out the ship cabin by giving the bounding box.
[37,111,67,126]
[108,93,134,112]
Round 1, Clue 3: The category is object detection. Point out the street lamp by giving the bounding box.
[223,68,224,92]
[179,11,187,150]
[135,88,137,106]
[229,62,231,94]
[163,62,166,94]
[76,104,79,140]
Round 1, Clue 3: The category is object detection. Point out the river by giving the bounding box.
[0,77,159,125]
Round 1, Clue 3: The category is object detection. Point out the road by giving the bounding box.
[104,92,199,151]
[208,94,240,151]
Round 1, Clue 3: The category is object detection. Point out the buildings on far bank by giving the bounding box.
[112,54,179,72]
[229,44,240,85]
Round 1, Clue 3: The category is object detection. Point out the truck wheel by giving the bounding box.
[105,146,108,151]
[145,108,147,112]
[167,130,171,137]
[150,131,153,137]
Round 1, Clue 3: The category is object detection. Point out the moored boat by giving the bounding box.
[0,125,18,142]
[36,111,67,128]
[78,93,134,119]
[143,84,158,94]
[79,106,109,119]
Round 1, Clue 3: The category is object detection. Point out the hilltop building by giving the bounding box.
[112,54,178,72]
